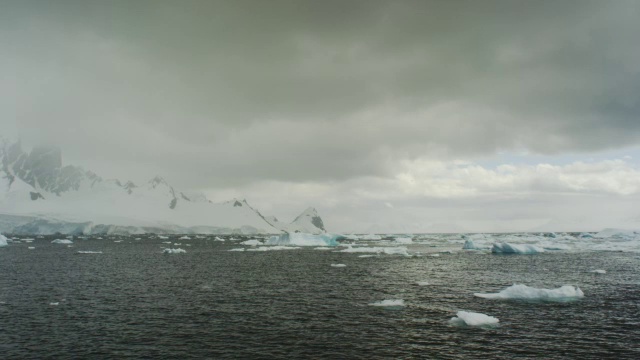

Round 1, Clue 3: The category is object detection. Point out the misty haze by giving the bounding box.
[1,1,640,359]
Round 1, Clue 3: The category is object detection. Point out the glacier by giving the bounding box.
[450,311,499,327]
[474,284,584,301]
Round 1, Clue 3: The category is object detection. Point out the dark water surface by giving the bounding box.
[1,236,639,359]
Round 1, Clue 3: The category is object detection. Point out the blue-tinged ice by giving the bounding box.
[492,242,544,254]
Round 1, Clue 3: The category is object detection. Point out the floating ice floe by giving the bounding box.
[358,255,376,258]
[265,233,343,247]
[51,239,73,244]
[0,234,8,247]
[246,246,300,251]
[338,246,410,256]
[28,247,35,250]
[416,281,430,286]
[162,241,171,244]
[313,247,333,251]
[76,251,103,254]
[163,248,186,254]
[331,263,346,267]
[369,299,405,308]
[394,237,413,244]
[590,269,606,274]
[240,239,263,246]
[474,284,584,301]
[214,237,225,242]
[158,236,169,239]
[179,236,191,240]
[450,311,499,327]
[491,242,544,254]
[49,302,60,306]
[228,248,245,252]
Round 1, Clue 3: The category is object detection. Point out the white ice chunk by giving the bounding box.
[76,251,103,254]
[51,239,73,244]
[0,234,8,247]
[450,311,499,327]
[369,299,405,307]
[228,248,245,252]
[313,247,333,251]
[163,248,186,254]
[246,246,301,251]
[179,236,191,240]
[338,246,409,256]
[240,239,263,246]
[492,242,544,254]
[474,284,584,301]
[331,263,346,267]
[416,281,430,286]
[590,269,606,274]
[214,237,225,242]
[394,237,413,244]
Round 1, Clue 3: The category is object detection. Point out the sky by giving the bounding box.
[2,0,640,233]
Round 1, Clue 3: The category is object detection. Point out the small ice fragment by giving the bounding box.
[28,247,35,250]
[240,239,262,246]
[331,263,346,267]
[76,251,103,254]
[313,247,333,251]
[228,248,245,252]
[358,255,376,258]
[179,236,191,240]
[590,269,606,274]
[162,248,186,254]
[51,239,73,244]
[49,302,59,306]
[369,299,405,307]
[450,311,499,327]
[417,281,430,286]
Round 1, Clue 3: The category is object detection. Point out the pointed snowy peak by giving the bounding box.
[123,181,137,194]
[148,175,171,189]
[291,207,326,233]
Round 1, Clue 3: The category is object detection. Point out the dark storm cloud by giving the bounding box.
[1,0,639,187]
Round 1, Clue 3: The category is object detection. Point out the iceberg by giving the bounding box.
[369,299,405,308]
[474,284,584,301]
[338,246,410,256]
[51,239,73,244]
[0,234,7,247]
[163,248,186,254]
[450,311,499,327]
[492,242,544,254]
[265,233,343,247]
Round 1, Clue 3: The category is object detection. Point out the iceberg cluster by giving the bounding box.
[474,284,584,301]
[450,311,499,327]
[491,242,544,254]
[265,233,342,247]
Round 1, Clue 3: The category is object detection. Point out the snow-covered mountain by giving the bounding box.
[0,141,326,235]
[263,207,326,235]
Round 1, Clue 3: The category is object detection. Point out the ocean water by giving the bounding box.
[1,235,639,359]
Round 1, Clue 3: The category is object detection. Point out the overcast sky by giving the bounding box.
[2,0,640,232]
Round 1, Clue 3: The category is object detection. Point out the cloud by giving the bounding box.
[1,1,640,231]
